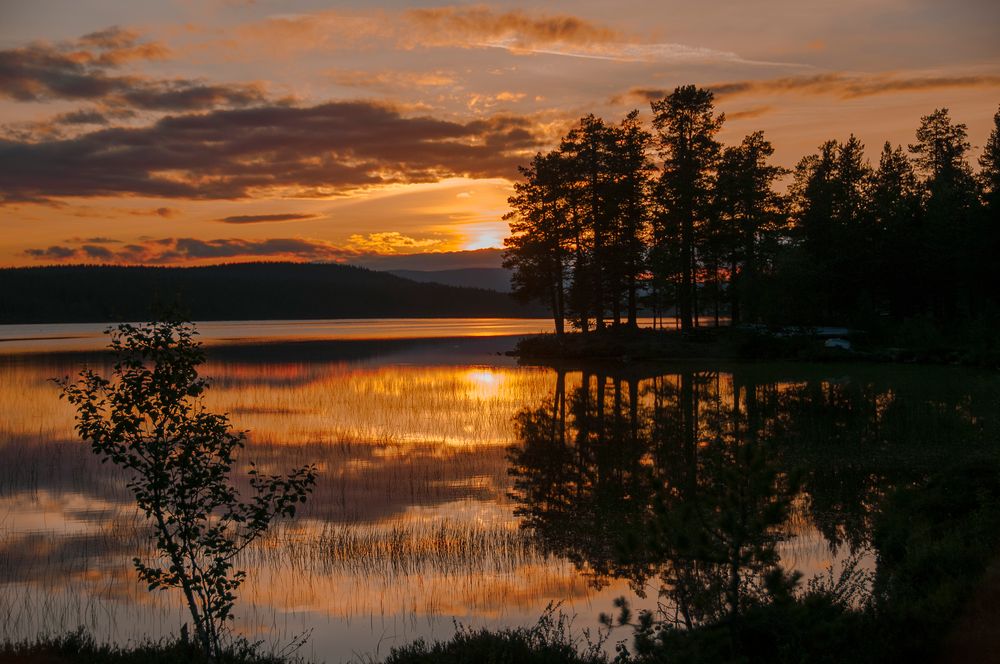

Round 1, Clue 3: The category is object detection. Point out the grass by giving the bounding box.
[0,628,303,664]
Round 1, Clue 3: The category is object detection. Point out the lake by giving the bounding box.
[1,319,998,662]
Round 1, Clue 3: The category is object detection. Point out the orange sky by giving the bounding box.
[1,1,998,268]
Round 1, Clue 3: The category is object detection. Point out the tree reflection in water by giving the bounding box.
[509,369,802,631]
[507,365,1000,658]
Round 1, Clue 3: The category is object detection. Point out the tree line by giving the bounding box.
[0,262,545,324]
[503,85,1000,335]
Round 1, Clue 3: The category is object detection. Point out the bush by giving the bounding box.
[384,605,609,664]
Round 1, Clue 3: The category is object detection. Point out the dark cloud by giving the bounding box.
[219,213,319,224]
[118,81,268,111]
[23,236,359,264]
[0,28,266,111]
[53,109,111,125]
[24,245,77,259]
[173,237,348,260]
[81,244,115,260]
[0,101,542,203]
[612,73,1000,105]
[64,236,120,244]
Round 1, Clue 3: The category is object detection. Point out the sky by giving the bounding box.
[1,0,998,268]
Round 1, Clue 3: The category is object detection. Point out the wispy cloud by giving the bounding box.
[725,105,775,121]
[234,7,799,67]
[0,27,267,113]
[327,68,457,93]
[218,213,319,224]
[21,234,470,264]
[24,236,360,263]
[404,6,619,48]
[614,72,1000,104]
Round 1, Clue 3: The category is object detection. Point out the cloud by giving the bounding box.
[327,68,457,93]
[24,245,77,260]
[219,213,319,224]
[405,6,620,48]
[23,236,360,264]
[64,236,120,244]
[23,238,509,268]
[80,244,115,260]
[406,7,799,65]
[237,7,788,66]
[726,105,774,120]
[76,26,168,63]
[709,73,1000,99]
[52,109,113,125]
[0,101,543,203]
[346,232,445,253]
[0,28,267,111]
[612,72,1000,104]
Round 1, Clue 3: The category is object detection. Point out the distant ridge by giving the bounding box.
[0,263,545,324]
[351,248,504,271]
[387,268,512,292]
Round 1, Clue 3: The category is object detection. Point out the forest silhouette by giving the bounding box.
[503,85,1000,338]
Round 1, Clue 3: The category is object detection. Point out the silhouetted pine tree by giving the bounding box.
[651,86,724,331]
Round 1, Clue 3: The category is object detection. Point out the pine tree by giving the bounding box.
[651,86,724,331]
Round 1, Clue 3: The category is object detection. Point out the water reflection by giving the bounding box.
[508,365,1000,633]
[1,338,998,662]
[0,340,641,661]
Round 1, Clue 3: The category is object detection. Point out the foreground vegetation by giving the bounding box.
[0,630,297,664]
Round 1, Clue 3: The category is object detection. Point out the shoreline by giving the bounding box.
[509,326,1000,370]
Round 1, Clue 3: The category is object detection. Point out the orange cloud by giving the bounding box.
[327,68,457,92]
[0,29,266,112]
[23,236,360,264]
[614,72,1000,105]
[227,7,794,66]
[218,213,320,224]
[404,5,620,48]
[346,232,448,254]
[726,105,774,120]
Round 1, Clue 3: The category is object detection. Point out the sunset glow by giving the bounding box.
[2,1,997,268]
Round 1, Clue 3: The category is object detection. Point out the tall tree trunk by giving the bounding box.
[680,209,694,331]
[730,257,741,327]
[627,272,638,328]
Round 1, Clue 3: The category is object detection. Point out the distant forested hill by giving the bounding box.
[387,268,513,292]
[0,263,543,324]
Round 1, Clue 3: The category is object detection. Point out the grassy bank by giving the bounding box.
[0,630,295,664]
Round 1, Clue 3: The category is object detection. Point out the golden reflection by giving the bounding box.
[3,348,991,660]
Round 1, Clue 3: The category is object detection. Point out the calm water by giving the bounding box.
[1,319,998,662]
[0,318,561,355]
